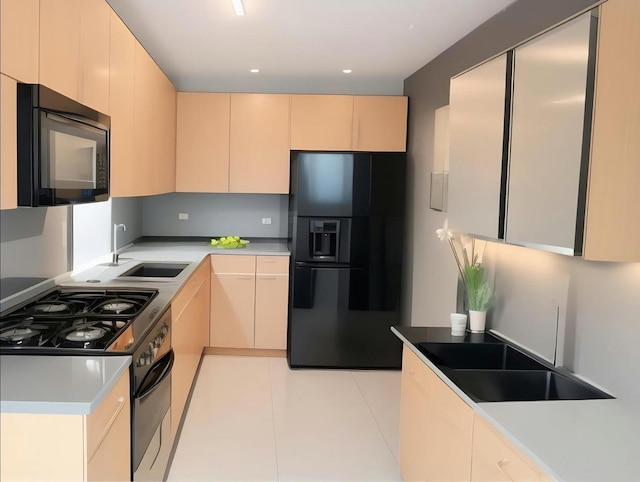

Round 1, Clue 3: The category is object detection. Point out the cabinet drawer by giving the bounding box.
[173,260,208,319]
[86,370,129,459]
[256,256,289,275]
[472,415,545,481]
[210,254,256,274]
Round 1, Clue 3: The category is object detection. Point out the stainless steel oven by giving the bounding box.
[132,307,173,482]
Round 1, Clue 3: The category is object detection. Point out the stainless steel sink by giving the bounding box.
[444,369,612,402]
[418,342,551,371]
[416,341,612,402]
[118,263,188,278]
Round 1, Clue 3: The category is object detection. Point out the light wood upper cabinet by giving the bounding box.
[583,0,640,262]
[0,0,39,83]
[0,74,18,210]
[39,0,81,101]
[471,415,547,482]
[290,94,408,152]
[229,94,290,194]
[254,256,289,350]
[155,72,176,194]
[80,0,111,115]
[353,96,408,152]
[109,11,136,197]
[133,43,158,196]
[290,94,354,151]
[40,0,110,112]
[176,92,231,193]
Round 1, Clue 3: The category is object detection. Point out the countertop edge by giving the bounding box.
[391,327,563,482]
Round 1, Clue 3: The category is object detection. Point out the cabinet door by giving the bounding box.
[210,273,256,348]
[210,256,256,349]
[109,11,136,197]
[229,94,290,194]
[133,43,157,196]
[353,96,408,152]
[471,415,545,481]
[86,370,130,482]
[0,0,39,83]
[254,275,288,350]
[155,73,176,194]
[398,350,433,482]
[427,369,474,481]
[0,74,17,210]
[290,95,353,151]
[176,93,230,193]
[583,0,640,262]
[506,13,594,253]
[448,54,508,239]
[80,0,110,114]
[40,0,81,101]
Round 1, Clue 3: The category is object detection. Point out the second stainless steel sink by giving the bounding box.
[445,369,612,402]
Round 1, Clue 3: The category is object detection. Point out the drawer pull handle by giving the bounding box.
[258,276,277,280]
[236,276,254,280]
[89,396,126,459]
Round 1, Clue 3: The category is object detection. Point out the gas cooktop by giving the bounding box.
[0,287,158,353]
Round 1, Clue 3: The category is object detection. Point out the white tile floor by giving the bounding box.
[168,355,402,482]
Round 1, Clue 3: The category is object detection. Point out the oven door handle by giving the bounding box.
[135,349,174,400]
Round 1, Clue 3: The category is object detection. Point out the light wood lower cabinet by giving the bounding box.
[399,347,473,481]
[471,416,548,482]
[0,370,130,482]
[398,346,548,482]
[210,255,289,350]
[171,259,210,440]
[0,74,17,210]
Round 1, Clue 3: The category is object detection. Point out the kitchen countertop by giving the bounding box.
[0,238,290,416]
[392,326,639,482]
[0,355,131,415]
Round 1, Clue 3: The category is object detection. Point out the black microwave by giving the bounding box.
[17,84,110,207]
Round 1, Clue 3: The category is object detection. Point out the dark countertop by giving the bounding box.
[392,325,503,346]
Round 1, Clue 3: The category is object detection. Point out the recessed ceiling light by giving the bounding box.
[231,0,245,16]
[343,69,352,74]
[250,69,260,73]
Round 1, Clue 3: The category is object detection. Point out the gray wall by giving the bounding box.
[403,0,640,401]
[141,193,288,238]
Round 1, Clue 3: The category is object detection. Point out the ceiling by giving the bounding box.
[106,0,514,94]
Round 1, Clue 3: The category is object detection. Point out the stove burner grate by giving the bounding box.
[64,326,107,342]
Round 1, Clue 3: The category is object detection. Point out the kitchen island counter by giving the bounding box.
[0,355,131,415]
[393,326,639,482]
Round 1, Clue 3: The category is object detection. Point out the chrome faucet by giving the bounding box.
[112,223,126,265]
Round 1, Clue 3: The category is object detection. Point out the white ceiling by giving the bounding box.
[106,0,514,95]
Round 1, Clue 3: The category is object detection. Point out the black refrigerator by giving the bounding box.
[288,152,406,369]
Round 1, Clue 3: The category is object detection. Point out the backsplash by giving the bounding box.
[0,206,70,281]
[141,192,288,238]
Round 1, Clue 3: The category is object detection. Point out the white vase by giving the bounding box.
[469,310,487,333]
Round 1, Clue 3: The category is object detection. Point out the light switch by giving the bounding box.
[262,218,272,225]
[178,213,189,220]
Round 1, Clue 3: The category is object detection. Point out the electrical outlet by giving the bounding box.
[178,213,189,220]
[262,217,272,225]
